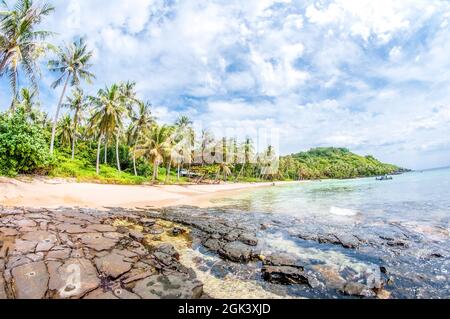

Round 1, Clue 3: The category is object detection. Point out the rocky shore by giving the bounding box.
[1,205,448,299]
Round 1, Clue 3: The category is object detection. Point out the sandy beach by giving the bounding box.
[0,177,295,209]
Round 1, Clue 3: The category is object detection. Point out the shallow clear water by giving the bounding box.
[215,168,450,228]
[197,168,450,299]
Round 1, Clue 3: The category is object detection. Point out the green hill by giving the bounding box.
[279,147,404,180]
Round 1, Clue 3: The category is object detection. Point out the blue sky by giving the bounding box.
[1,0,450,169]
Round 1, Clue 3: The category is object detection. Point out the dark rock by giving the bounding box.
[171,227,185,236]
[262,266,310,285]
[219,241,254,262]
[141,218,156,227]
[203,238,222,251]
[238,233,258,246]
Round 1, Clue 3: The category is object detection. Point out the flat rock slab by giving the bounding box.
[74,233,119,251]
[133,274,203,299]
[48,258,100,299]
[12,261,49,299]
[0,227,19,237]
[94,253,133,279]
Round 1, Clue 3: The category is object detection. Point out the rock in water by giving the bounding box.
[218,241,254,262]
[261,266,310,285]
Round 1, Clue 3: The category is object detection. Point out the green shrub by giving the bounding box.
[0,110,52,176]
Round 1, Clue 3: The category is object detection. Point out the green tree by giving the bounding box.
[63,88,88,160]
[0,109,51,175]
[89,84,126,174]
[0,0,54,109]
[48,38,95,154]
[128,100,154,176]
[136,125,172,182]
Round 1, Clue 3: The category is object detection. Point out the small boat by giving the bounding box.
[376,176,393,181]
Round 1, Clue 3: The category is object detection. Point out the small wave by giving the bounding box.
[329,206,358,216]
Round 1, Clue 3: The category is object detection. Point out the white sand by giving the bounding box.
[0,177,296,209]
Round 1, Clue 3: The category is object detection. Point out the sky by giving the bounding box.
[1,0,450,170]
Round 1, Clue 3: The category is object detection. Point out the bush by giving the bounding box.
[0,110,52,176]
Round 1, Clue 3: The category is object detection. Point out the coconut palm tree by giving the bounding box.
[63,88,88,159]
[48,38,95,154]
[56,114,72,148]
[89,84,126,174]
[175,115,194,172]
[128,100,154,175]
[16,87,37,113]
[0,0,54,109]
[238,137,254,178]
[136,125,172,183]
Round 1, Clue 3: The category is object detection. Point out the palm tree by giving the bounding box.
[0,0,54,109]
[16,87,37,113]
[128,100,154,175]
[56,114,72,148]
[238,137,254,178]
[48,38,95,154]
[136,125,172,182]
[175,115,194,172]
[89,84,126,174]
[63,88,88,159]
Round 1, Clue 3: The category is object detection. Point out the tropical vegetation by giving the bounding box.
[0,0,403,184]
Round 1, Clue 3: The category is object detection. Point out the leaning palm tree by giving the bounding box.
[136,125,172,183]
[127,100,155,175]
[48,38,95,154]
[89,84,126,174]
[63,88,88,159]
[0,0,54,109]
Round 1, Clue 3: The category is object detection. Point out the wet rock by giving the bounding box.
[203,238,222,251]
[262,254,303,268]
[262,266,310,286]
[141,218,156,227]
[12,261,49,299]
[94,253,133,279]
[148,225,165,235]
[219,241,254,262]
[133,274,203,299]
[171,227,185,236]
[155,243,179,260]
[48,258,100,299]
[341,282,376,298]
[238,233,258,246]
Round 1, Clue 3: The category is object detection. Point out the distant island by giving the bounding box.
[279,147,408,181]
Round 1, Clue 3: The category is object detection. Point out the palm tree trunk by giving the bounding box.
[50,73,71,154]
[165,160,171,184]
[71,109,79,160]
[104,135,108,164]
[177,164,181,181]
[116,137,121,172]
[96,135,102,175]
[133,149,137,176]
[152,160,158,182]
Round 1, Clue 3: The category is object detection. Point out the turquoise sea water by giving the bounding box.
[200,168,450,298]
[218,168,450,228]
